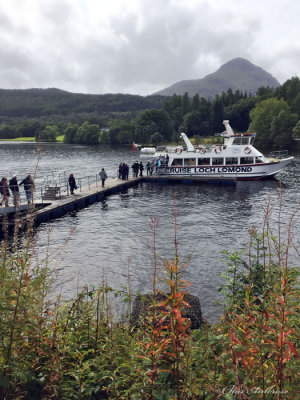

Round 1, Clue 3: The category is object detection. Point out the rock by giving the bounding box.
[130,292,204,330]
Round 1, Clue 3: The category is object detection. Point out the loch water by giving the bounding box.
[1,141,300,322]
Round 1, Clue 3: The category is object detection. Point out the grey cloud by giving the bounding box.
[0,0,298,94]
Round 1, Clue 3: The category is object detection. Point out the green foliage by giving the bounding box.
[292,119,300,138]
[135,109,173,144]
[150,132,164,145]
[275,76,300,115]
[108,120,135,144]
[270,110,298,148]
[224,97,257,132]
[2,77,300,149]
[181,111,204,136]
[36,125,59,142]
[0,125,17,139]
[77,122,100,145]
[63,123,79,144]
[63,121,100,145]
[211,95,224,133]
[0,181,299,400]
[0,89,166,119]
[249,98,295,148]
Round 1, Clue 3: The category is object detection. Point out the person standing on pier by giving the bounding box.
[9,175,20,207]
[146,161,151,175]
[118,163,122,179]
[131,162,139,178]
[0,177,10,207]
[19,174,35,204]
[125,163,129,180]
[139,161,144,177]
[68,173,76,195]
[99,168,107,188]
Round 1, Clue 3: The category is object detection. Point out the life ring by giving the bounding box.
[214,146,222,154]
[244,146,251,154]
[200,147,206,154]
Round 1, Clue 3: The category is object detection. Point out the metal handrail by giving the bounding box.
[1,174,104,208]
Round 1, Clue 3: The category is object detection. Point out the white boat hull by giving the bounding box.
[154,158,293,181]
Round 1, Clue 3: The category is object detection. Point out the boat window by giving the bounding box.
[240,157,254,164]
[171,158,183,166]
[241,137,249,145]
[212,158,224,165]
[184,158,196,166]
[226,157,238,165]
[233,137,241,145]
[250,137,255,145]
[197,158,210,165]
[255,156,264,164]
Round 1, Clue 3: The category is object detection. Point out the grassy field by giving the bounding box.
[0,137,35,141]
[0,135,65,142]
[56,135,64,142]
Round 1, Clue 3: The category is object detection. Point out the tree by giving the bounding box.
[36,125,58,142]
[109,120,135,144]
[150,132,164,145]
[191,94,200,111]
[76,121,100,145]
[225,97,257,132]
[135,109,173,143]
[256,86,275,100]
[163,94,183,132]
[99,129,110,144]
[211,96,224,133]
[292,120,300,138]
[181,92,191,116]
[249,98,294,148]
[181,112,203,136]
[16,119,42,138]
[63,124,79,144]
[270,110,297,148]
[0,125,17,139]
[275,76,300,108]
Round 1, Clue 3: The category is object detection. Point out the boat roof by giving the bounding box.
[221,132,256,138]
[221,120,256,138]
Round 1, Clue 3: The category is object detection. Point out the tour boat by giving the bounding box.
[141,121,294,181]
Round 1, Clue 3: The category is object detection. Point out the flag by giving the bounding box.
[133,142,137,152]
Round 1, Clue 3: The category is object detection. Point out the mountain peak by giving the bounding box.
[154,58,280,97]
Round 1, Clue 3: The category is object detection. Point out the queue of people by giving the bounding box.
[0,174,34,207]
[118,163,129,180]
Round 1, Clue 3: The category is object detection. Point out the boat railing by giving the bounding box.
[268,150,289,159]
[166,146,187,153]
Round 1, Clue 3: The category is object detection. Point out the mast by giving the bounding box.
[223,120,234,135]
[180,132,194,151]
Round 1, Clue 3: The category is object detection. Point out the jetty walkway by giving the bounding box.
[0,176,141,233]
[0,174,235,235]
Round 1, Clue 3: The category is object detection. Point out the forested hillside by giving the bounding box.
[1,77,300,150]
[0,88,166,118]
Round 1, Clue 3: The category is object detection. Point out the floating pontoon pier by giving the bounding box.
[0,175,236,236]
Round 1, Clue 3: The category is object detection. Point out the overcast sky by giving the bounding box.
[1,0,299,96]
